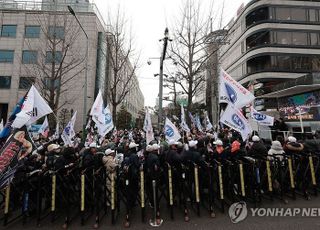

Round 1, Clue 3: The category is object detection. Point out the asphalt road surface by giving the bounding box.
[3,194,320,230]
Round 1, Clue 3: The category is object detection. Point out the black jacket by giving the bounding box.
[248,142,268,158]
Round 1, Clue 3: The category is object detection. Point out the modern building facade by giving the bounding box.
[0,0,144,131]
[208,0,320,132]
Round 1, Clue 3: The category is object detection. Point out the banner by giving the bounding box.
[180,105,190,133]
[61,111,77,146]
[0,126,34,189]
[38,116,49,138]
[220,104,252,141]
[143,108,154,144]
[12,85,53,128]
[251,107,274,126]
[164,117,181,142]
[219,69,255,109]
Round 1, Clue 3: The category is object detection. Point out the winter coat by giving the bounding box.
[102,155,117,173]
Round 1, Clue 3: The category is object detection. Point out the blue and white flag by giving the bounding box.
[250,107,274,126]
[195,114,203,132]
[38,116,49,138]
[220,104,252,141]
[0,119,3,133]
[165,117,181,142]
[0,96,26,139]
[180,105,190,133]
[219,69,255,109]
[61,111,77,146]
[188,112,196,128]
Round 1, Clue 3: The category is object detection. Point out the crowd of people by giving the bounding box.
[3,124,320,227]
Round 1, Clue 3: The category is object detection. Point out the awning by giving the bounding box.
[257,73,320,99]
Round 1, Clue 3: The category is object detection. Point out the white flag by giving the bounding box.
[205,113,213,131]
[0,119,3,132]
[180,105,190,133]
[27,86,53,125]
[12,85,53,128]
[38,116,49,138]
[219,69,255,108]
[164,117,181,142]
[143,108,154,144]
[90,90,104,124]
[220,104,252,141]
[61,111,77,146]
[90,91,114,137]
[54,121,60,139]
[251,107,274,126]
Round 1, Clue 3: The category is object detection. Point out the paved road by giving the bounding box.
[4,194,320,230]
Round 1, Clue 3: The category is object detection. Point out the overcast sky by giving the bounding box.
[94,0,249,107]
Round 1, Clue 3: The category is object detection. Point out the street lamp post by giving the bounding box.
[68,5,89,139]
[158,28,170,131]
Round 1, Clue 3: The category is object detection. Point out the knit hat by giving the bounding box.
[252,135,260,142]
[271,141,283,151]
[288,136,297,143]
[105,148,115,156]
[188,140,198,148]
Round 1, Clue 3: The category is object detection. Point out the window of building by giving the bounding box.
[312,56,320,71]
[25,26,40,38]
[276,8,291,20]
[0,50,14,63]
[247,55,271,73]
[0,25,17,37]
[277,56,292,70]
[292,56,311,70]
[292,32,308,45]
[48,26,64,39]
[45,51,62,64]
[0,76,11,89]
[291,8,306,21]
[22,50,38,64]
[276,31,292,45]
[246,31,270,50]
[44,78,60,89]
[310,33,319,46]
[19,77,35,89]
[309,9,317,22]
[246,7,269,27]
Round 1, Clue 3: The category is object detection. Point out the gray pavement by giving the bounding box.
[3,194,320,230]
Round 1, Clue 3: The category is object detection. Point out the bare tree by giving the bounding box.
[168,0,221,112]
[21,9,85,121]
[106,7,139,123]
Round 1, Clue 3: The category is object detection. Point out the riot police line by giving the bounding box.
[0,135,320,228]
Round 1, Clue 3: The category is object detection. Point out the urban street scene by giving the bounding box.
[0,0,320,229]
